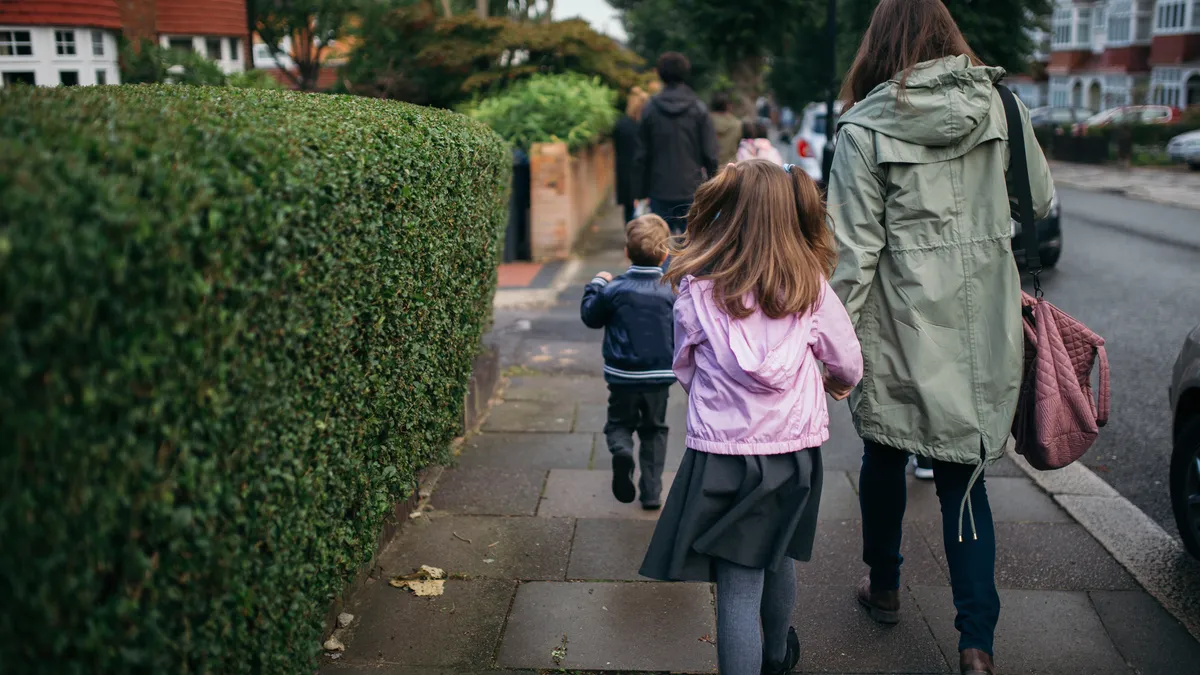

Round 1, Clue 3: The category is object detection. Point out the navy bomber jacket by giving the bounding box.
[580,266,677,387]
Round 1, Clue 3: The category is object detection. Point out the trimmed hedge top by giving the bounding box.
[464,72,619,150]
[0,85,510,673]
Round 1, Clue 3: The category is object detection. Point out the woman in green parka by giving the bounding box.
[826,1,1053,673]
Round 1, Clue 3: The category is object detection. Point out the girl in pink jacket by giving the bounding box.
[640,160,862,675]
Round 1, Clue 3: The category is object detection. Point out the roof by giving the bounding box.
[0,0,122,29]
[155,0,246,37]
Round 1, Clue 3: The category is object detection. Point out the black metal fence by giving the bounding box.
[503,149,531,263]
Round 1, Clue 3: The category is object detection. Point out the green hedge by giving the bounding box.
[0,85,510,673]
[463,72,619,151]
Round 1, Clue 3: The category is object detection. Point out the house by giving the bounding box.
[120,0,250,74]
[0,0,123,87]
[1048,0,1200,111]
[1007,26,1052,107]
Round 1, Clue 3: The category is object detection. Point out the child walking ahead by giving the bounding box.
[581,215,676,509]
[640,160,863,675]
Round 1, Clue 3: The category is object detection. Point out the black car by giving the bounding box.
[1010,189,1063,268]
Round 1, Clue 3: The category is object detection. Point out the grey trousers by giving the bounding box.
[604,384,670,503]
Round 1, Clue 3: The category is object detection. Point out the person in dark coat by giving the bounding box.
[633,52,719,235]
[614,87,650,224]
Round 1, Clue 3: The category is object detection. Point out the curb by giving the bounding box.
[493,258,582,309]
[1007,446,1200,641]
[1053,176,1200,212]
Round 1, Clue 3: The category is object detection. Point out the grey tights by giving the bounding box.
[714,559,797,675]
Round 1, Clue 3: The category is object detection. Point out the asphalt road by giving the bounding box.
[1039,187,1200,535]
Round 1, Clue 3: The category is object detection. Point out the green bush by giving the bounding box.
[228,69,285,90]
[463,72,619,151]
[0,85,509,673]
[121,40,228,86]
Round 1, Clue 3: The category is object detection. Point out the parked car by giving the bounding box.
[1028,106,1094,129]
[1010,189,1063,268]
[1075,105,1181,133]
[1170,322,1200,559]
[793,101,844,182]
[1167,129,1200,170]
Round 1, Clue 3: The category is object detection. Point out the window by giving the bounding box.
[1076,8,1092,47]
[55,30,76,56]
[1108,1,1132,44]
[92,30,104,56]
[1093,6,1107,48]
[1053,7,1073,46]
[2,71,35,86]
[1140,107,1169,122]
[168,37,193,53]
[1152,68,1183,106]
[0,30,33,56]
[95,69,107,85]
[229,38,241,61]
[59,71,78,86]
[206,38,222,60]
[1157,0,1187,30]
[1194,0,1200,27]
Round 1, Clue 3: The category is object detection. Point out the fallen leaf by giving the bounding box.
[337,612,354,628]
[389,565,448,596]
[323,636,345,652]
[403,579,445,596]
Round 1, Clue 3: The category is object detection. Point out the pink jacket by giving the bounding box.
[673,276,863,455]
[736,138,784,166]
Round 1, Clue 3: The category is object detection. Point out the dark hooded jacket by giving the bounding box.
[633,84,720,201]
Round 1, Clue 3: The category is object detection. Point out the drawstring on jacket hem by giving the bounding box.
[956,446,988,543]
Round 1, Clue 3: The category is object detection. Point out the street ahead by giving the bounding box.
[1033,187,1200,537]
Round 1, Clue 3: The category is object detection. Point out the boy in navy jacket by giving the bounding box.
[581,214,676,509]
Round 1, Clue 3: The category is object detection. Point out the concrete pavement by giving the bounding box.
[323,204,1200,674]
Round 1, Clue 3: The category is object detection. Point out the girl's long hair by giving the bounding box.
[664,160,837,320]
[839,0,982,105]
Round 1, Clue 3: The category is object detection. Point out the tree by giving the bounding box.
[614,0,721,95]
[250,0,357,91]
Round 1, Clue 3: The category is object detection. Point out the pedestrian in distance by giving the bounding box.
[641,160,864,675]
[580,214,677,510]
[614,87,650,225]
[736,119,784,166]
[633,51,719,236]
[710,91,742,166]
[826,1,1054,673]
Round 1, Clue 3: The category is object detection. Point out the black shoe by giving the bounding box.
[761,626,801,675]
[641,499,662,511]
[611,452,636,503]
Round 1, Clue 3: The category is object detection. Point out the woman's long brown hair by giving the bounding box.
[840,0,982,105]
[664,160,837,320]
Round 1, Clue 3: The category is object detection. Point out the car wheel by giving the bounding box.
[1040,246,1061,268]
[1170,416,1200,559]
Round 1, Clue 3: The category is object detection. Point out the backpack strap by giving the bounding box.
[1096,345,1110,427]
[996,84,1042,276]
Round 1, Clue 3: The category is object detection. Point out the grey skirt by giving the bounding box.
[639,447,823,582]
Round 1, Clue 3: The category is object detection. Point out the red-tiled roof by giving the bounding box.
[155,0,245,36]
[0,0,122,29]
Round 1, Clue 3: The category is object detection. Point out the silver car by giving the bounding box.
[1166,130,1200,170]
[1170,322,1200,559]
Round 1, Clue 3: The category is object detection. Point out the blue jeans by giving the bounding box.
[650,198,692,235]
[858,440,1000,655]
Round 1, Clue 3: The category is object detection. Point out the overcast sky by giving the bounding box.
[554,0,627,42]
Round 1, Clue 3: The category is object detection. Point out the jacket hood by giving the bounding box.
[654,84,703,117]
[838,55,1005,148]
[681,277,808,393]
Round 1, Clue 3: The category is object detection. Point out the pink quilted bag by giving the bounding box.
[999,84,1110,470]
[1012,292,1110,470]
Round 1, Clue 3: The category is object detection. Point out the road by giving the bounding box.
[1031,187,1200,535]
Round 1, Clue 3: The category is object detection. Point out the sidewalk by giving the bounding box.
[323,205,1200,674]
[1050,161,1200,211]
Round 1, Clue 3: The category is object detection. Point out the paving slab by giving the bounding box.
[514,339,605,376]
[431,467,546,516]
[1089,590,1200,674]
[458,432,594,470]
[574,403,607,433]
[799,519,948,587]
[791,585,951,673]
[568,519,659,581]
[379,515,573,581]
[590,427,690,477]
[817,471,861,521]
[914,521,1137,591]
[538,469,675,520]
[821,403,866,472]
[496,581,717,672]
[504,375,610,403]
[483,399,576,433]
[910,585,1132,675]
[853,474,1071,524]
[336,578,515,667]
[324,668,535,675]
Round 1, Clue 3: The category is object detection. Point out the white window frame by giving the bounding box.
[229,37,241,61]
[1107,1,1133,46]
[1152,68,1183,106]
[1194,0,1200,28]
[205,37,223,61]
[96,68,107,85]
[1093,5,1107,52]
[92,30,104,57]
[1050,77,1072,108]
[1155,0,1191,33]
[0,29,33,56]
[1053,7,1074,47]
[55,30,76,56]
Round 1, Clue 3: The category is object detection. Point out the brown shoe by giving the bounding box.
[855,576,900,624]
[960,648,995,674]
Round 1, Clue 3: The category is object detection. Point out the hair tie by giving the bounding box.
[783,163,795,174]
